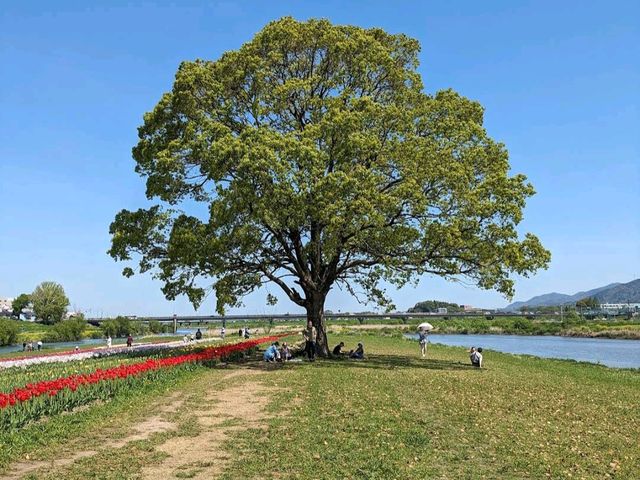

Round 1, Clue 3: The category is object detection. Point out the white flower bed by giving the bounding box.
[0,338,217,370]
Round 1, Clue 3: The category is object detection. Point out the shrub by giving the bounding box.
[42,317,87,342]
[101,317,131,338]
[0,318,19,346]
[148,320,168,334]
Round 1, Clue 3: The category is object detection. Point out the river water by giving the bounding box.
[405,333,640,369]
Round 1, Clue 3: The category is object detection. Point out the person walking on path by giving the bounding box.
[126,334,133,347]
[37,340,43,351]
[418,331,428,357]
[303,320,317,362]
[106,336,112,348]
[220,326,226,339]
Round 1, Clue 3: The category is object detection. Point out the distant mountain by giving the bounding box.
[504,279,639,311]
[592,279,640,303]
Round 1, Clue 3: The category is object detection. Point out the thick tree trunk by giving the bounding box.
[306,292,329,357]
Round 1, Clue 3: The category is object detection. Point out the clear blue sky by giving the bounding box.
[1,1,638,316]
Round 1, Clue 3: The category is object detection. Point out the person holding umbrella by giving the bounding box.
[417,322,433,357]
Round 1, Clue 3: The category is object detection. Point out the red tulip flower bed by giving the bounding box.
[0,335,284,429]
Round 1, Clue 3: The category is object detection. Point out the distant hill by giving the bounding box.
[592,279,640,303]
[504,279,640,311]
[408,300,464,313]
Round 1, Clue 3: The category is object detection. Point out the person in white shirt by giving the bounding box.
[470,347,483,368]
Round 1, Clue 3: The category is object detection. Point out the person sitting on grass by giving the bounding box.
[263,341,281,362]
[280,342,292,361]
[470,347,483,368]
[332,341,345,356]
[195,328,203,340]
[349,342,365,360]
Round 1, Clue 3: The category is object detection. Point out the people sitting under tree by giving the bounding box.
[332,342,345,356]
[263,342,281,362]
[280,342,292,361]
[349,343,365,359]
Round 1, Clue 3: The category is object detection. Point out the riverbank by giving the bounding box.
[406,332,640,369]
[1,333,637,479]
[318,318,640,340]
[206,316,640,340]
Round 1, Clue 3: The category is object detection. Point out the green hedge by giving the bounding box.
[0,318,20,346]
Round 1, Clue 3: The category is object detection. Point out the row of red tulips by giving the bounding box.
[0,335,284,428]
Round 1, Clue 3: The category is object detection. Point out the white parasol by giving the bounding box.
[417,322,434,331]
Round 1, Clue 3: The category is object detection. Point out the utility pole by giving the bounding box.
[173,314,177,334]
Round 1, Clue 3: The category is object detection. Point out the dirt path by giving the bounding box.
[2,390,186,480]
[141,369,272,479]
[3,367,277,480]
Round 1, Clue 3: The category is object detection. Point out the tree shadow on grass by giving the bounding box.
[310,354,477,372]
[215,352,476,372]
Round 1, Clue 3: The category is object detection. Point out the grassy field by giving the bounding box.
[0,333,638,479]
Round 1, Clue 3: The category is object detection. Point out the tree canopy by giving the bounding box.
[109,17,550,354]
[31,281,69,324]
[408,300,464,313]
[11,293,31,318]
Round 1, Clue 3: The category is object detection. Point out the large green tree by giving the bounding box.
[11,293,31,318]
[109,17,550,355]
[31,281,69,324]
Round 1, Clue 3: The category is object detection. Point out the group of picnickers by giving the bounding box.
[416,322,484,368]
[263,320,485,367]
[263,321,366,363]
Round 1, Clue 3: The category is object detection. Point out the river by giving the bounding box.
[405,333,640,369]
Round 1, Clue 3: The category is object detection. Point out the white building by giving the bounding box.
[0,297,14,315]
[600,303,640,310]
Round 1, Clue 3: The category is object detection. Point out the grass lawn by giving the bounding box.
[220,334,639,479]
[1,333,637,479]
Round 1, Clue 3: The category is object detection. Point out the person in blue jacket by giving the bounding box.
[263,341,281,362]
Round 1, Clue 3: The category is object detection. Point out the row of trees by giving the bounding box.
[408,300,465,313]
[100,317,170,338]
[11,281,70,324]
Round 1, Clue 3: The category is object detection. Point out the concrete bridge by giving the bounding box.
[87,311,551,329]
